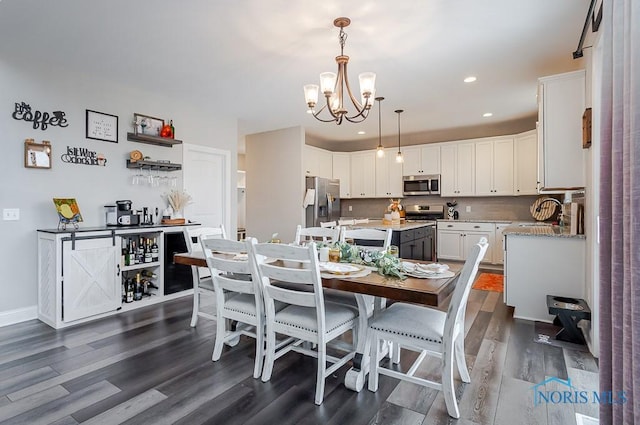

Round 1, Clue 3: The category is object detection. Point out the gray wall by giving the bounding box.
[0,57,238,320]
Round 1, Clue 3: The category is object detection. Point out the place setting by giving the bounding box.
[400,262,455,279]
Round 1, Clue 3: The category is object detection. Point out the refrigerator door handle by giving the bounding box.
[327,194,333,218]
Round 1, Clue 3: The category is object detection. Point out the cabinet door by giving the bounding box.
[494,223,511,265]
[401,146,423,175]
[464,230,494,264]
[538,71,586,189]
[350,152,376,198]
[387,151,404,197]
[474,140,494,196]
[303,145,317,177]
[492,137,514,195]
[304,146,332,179]
[456,142,475,196]
[375,151,391,197]
[332,153,351,198]
[514,131,538,195]
[440,144,457,196]
[420,145,441,175]
[62,236,120,322]
[437,230,464,261]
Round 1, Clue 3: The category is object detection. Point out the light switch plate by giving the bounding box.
[466,206,471,213]
[3,208,20,221]
[348,205,353,212]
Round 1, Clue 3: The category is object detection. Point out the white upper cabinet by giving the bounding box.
[441,141,475,196]
[304,145,333,179]
[332,153,351,198]
[537,70,586,190]
[475,136,514,196]
[514,130,538,195]
[375,149,404,198]
[350,151,376,198]
[402,145,441,176]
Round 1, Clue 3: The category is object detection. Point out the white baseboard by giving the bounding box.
[0,306,38,327]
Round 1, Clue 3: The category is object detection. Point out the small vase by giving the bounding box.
[173,210,184,219]
[391,210,401,224]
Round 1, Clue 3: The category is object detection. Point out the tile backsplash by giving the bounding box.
[340,195,542,222]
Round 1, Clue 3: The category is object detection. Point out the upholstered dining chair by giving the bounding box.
[367,237,489,418]
[293,224,340,245]
[200,235,266,379]
[340,227,392,252]
[250,241,359,405]
[184,225,227,327]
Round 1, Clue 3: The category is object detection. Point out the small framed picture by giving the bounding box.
[86,110,118,143]
[133,113,164,136]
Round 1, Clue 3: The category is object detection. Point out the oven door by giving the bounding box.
[403,176,431,196]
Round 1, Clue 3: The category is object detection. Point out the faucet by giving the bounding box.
[536,198,564,222]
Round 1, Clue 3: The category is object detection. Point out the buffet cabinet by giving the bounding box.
[37,225,196,329]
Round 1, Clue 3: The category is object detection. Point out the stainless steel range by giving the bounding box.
[404,204,445,221]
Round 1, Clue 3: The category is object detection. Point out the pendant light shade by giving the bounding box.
[376,97,385,158]
[395,109,404,163]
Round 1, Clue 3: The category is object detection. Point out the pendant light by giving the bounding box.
[376,97,385,158]
[395,109,404,163]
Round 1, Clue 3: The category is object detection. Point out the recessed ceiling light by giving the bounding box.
[483,112,493,117]
[358,131,366,135]
[464,76,477,83]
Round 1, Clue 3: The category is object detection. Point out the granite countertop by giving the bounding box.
[351,219,435,231]
[37,222,199,234]
[436,218,514,224]
[503,223,586,239]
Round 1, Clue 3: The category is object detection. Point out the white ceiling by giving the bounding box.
[0,0,589,150]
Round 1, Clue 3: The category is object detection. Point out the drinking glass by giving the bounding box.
[387,245,399,258]
[328,248,341,262]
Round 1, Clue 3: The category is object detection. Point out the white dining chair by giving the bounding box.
[201,236,266,379]
[184,225,227,327]
[340,227,392,252]
[353,218,370,224]
[319,221,337,228]
[367,237,489,418]
[251,241,359,405]
[293,224,340,245]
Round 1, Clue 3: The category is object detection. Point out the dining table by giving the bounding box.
[173,251,461,391]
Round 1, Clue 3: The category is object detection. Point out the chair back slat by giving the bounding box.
[320,221,337,228]
[206,255,251,276]
[215,274,255,294]
[294,225,340,245]
[338,219,355,226]
[340,228,392,251]
[186,225,227,278]
[254,242,312,262]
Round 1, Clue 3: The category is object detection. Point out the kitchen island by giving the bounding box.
[350,220,435,261]
[502,223,586,322]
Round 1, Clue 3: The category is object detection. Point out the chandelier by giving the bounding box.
[303,17,376,125]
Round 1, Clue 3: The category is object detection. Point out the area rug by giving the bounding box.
[472,273,504,292]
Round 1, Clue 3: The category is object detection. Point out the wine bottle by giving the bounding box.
[138,237,145,264]
[144,238,152,263]
[141,269,157,279]
[134,273,143,301]
[131,241,138,264]
[126,278,134,303]
[169,120,175,139]
[151,237,159,262]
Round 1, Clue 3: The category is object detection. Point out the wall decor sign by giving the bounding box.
[86,110,118,143]
[61,146,107,166]
[12,101,68,130]
[24,139,52,169]
[133,113,164,136]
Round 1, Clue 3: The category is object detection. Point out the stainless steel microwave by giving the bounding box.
[403,174,440,196]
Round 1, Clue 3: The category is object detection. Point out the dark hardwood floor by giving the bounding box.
[0,281,599,424]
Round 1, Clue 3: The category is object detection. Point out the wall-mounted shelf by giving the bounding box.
[127,132,183,147]
[127,159,182,171]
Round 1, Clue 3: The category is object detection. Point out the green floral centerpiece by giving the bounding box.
[328,241,406,279]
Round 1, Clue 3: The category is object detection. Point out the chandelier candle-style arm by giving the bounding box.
[303,17,376,125]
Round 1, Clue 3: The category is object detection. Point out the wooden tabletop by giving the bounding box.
[174,252,459,307]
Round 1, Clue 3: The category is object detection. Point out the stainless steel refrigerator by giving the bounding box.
[305,176,341,227]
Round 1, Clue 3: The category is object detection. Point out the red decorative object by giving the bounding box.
[160,124,173,138]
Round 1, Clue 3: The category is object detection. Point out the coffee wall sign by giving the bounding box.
[61,146,107,166]
[12,101,69,131]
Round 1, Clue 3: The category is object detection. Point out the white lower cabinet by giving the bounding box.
[38,226,192,329]
[436,221,495,264]
[493,222,511,265]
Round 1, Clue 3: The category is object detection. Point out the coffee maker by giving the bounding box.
[105,200,139,226]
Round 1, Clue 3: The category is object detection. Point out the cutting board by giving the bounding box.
[530,197,557,221]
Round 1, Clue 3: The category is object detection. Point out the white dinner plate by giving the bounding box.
[319,262,364,275]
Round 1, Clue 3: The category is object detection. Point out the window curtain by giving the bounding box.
[598,0,640,423]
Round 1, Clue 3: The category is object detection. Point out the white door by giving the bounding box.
[183,144,231,231]
[62,237,120,322]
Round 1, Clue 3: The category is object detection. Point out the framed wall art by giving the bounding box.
[86,110,118,143]
[133,113,164,136]
[24,139,52,169]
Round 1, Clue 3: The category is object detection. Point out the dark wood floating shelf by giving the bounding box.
[126,159,182,171]
[126,132,183,147]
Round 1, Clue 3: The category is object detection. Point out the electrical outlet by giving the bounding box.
[348,205,353,212]
[3,208,20,221]
[465,206,471,213]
